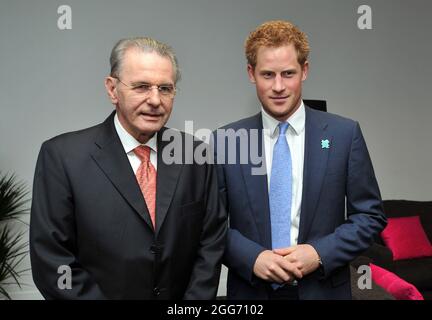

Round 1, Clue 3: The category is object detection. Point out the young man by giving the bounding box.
[215,21,386,299]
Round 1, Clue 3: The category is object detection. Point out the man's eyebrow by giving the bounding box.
[130,81,174,87]
[130,81,150,86]
[258,69,297,74]
[259,70,275,74]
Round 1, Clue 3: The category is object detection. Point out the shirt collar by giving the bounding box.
[114,112,158,154]
[261,100,306,137]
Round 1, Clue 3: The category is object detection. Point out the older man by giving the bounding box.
[30,37,226,299]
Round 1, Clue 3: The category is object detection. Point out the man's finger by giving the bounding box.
[273,246,296,256]
[280,260,303,279]
[269,266,292,283]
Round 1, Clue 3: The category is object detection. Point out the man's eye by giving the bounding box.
[134,84,151,91]
[282,71,295,77]
[159,86,174,94]
[262,73,273,79]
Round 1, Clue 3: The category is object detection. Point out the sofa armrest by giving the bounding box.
[361,243,394,270]
[350,265,396,300]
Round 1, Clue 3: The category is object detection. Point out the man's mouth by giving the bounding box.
[270,95,290,104]
[140,113,163,120]
[270,95,289,100]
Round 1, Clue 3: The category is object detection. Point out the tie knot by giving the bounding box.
[134,145,151,162]
[278,122,289,135]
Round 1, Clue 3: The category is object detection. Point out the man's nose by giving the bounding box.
[146,87,162,107]
[272,74,286,93]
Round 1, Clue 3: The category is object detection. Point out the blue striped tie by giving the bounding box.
[270,122,292,250]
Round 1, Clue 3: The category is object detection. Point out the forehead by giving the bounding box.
[255,44,300,70]
[120,48,174,83]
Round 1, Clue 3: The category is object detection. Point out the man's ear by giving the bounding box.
[301,61,309,82]
[247,64,256,83]
[104,76,118,105]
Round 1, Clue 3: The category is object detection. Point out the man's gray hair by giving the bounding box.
[109,37,181,84]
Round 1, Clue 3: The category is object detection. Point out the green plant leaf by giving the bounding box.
[0,172,29,299]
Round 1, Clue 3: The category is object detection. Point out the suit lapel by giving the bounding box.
[154,127,183,236]
[91,112,154,230]
[298,107,331,243]
[240,113,272,248]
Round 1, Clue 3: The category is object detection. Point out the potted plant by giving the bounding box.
[0,172,29,299]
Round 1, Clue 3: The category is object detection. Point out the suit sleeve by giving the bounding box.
[183,161,228,299]
[30,141,107,299]
[308,122,387,278]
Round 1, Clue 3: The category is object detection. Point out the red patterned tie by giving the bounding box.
[134,145,157,228]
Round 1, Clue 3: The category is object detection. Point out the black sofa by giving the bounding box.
[360,200,432,300]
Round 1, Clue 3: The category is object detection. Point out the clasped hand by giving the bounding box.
[253,244,320,284]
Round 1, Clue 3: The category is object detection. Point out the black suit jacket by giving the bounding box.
[30,112,227,299]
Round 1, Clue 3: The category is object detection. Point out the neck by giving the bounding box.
[136,133,154,144]
[274,99,302,122]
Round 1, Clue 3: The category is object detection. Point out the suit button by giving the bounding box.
[150,245,163,254]
[153,287,160,296]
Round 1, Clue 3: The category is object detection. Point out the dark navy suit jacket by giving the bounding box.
[215,106,387,299]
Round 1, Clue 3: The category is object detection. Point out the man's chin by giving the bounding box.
[138,123,163,134]
[135,125,161,143]
[265,107,291,121]
[264,102,299,120]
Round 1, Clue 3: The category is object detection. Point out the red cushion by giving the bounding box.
[370,263,424,300]
[381,216,432,260]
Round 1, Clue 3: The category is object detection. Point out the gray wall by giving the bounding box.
[1,0,431,299]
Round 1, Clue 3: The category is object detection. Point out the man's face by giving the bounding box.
[105,48,175,143]
[248,44,308,122]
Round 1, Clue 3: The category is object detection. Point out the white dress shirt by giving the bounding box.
[114,113,158,174]
[262,101,306,246]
